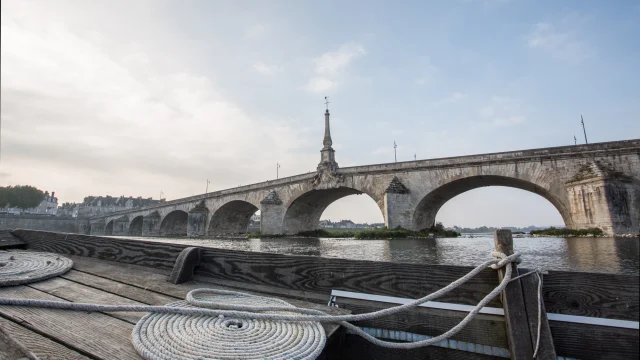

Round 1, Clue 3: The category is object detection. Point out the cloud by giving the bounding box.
[304,43,365,93]
[413,56,439,86]
[478,96,527,127]
[252,61,283,75]
[244,24,265,40]
[304,77,337,93]
[526,15,595,63]
[0,4,311,202]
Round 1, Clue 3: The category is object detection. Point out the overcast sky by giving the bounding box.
[1,0,639,227]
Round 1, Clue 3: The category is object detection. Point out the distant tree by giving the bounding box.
[0,185,45,209]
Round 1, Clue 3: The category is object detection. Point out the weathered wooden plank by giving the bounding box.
[27,277,149,324]
[13,229,184,269]
[519,272,556,360]
[0,316,90,360]
[60,269,178,305]
[494,229,533,360]
[336,298,508,348]
[341,333,503,360]
[0,230,25,250]
[0,321,27,360]
[196,247,503,307]
[540,270,639,321]
[549,320,639,360]
[0,285,141,360]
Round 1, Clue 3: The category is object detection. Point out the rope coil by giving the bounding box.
[132,293,326,360]
[0,251,73,286]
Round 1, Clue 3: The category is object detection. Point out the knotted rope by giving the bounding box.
[0,251,73,286]
[0,252,522,359]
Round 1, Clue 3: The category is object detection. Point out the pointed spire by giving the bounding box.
[318,96,338,172]
[323,96,333,150]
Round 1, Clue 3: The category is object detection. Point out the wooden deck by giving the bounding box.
[0,252,348,360]
[1,229,638,360]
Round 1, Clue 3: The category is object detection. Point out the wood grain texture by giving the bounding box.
[0,285,141,360]
[60,269,178,305]
[0,316,90,360]
[13,230,184,269]
[196,247,503,307]
[27,277,149,324]
[0,320,27,360]
[549,320,639,360]
[495,230,534,360]
[537,269,639,321]
[341,333,503,360]
[519,273,556,360]
[336,298,507,348]
[0,230,25,250]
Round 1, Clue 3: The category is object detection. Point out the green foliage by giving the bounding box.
[530,227,604,237]
[245,231,285,238]
[297,229,356,238]
[355,226,461,239]
[0,185,45,209]
[83,196,96,204]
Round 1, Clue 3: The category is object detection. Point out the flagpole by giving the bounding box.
[581,115,588,144]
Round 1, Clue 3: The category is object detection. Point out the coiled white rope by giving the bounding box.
[0,251,73,286]
[133,293,326,360]
[0,252,522,359]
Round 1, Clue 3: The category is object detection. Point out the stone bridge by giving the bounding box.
[88,109,640,237]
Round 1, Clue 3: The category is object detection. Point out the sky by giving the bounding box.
[1,0,639,227]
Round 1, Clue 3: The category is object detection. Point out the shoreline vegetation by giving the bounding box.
[530,227,604,237]
[246,223,461,239]
[242,226,636,239]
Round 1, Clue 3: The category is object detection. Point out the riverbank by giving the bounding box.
[246,227,461,239]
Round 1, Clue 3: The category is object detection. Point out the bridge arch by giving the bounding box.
[105,220,114,236]
[209,200,259,236]
[411,175,572,230]
[283,186,384,235]
[160,210,188,236]
[129,216,144,236]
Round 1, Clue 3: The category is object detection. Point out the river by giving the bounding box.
[119,235,639,275]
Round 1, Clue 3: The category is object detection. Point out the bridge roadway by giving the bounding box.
[87,139,640,237]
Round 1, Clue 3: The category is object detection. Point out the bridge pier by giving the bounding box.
[260,191,285,235]
[566,166,640,235]
[142,212,161,236]
[383,177,415,230]
[112,216,129,236]
[187,204,209,237]
[89,219,106,236]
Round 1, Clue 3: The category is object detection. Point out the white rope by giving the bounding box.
[0,251,73,286]
[133,293,326,360]
[0,252,522,359]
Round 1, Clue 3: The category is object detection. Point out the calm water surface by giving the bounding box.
[120,235,639,275]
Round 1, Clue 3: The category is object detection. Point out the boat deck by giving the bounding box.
[0,252,348,360]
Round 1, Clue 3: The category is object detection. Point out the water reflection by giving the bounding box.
[118,236,639,275]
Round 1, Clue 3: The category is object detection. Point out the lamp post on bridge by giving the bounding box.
[205,179,210,194]
[277,163,281,179]
[160,190,164,201]
[394,141,397,163]
[581,115,588,144]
